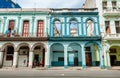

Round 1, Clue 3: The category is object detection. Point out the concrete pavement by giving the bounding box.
[0,67,120,78]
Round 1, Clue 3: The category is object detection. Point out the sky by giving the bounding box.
[13,0,85,8]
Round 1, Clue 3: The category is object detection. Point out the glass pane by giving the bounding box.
[87,20,94,36]
[70,20,78,36]
[54,20,61,37]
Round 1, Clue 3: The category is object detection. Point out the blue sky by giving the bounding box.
[13,0,85,8]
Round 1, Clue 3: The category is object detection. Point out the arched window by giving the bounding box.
[87,20,94,36]
[69,19,78,36]
[53,20,61,37]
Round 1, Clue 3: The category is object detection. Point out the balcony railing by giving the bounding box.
[103,7,120,13]
[104,33,120,39]
[0,33,48,38]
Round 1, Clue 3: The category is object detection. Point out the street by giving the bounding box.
[0,68,120,78]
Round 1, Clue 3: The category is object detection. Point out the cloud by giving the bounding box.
[13,0,85,8]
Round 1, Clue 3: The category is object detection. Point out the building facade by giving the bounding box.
[0,8,104,69]
[48,8,103,68]
[0,8,50,68]
[84,0,120,68]
[100,0,120,68]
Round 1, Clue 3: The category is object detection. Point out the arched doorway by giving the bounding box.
[18,46,29,67]
[33,46,45,67]
[109,46,120,66]
[85,42,100,67]
[3,44,14,67]
[50,43,64,66]
[68,43,81,66]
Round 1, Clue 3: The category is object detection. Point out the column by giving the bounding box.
[78,50,82,66]
[29,51,34,68]
[64,45,68,68]
[0,51,3,68]
[50,17,53,36]
[17,16,21,34]
[99,48,105,69]
[91,45,96,66]
[3,17,7,33]
[81,17,84,36]
[31,16,35,36]
[97,16,100,36]
[45,45,51,68]
[103,49,107,68]
[110,20,116,34]
[106,52,111,68]
[63,16,67,36]
[81,44,86,69]
[66,22,69,36]
[12,51,18,68]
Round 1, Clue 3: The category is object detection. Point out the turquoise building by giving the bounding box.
[48,8,104,68]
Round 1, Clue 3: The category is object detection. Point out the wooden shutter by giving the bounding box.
[37,20,44,37]
[22,21,29,37]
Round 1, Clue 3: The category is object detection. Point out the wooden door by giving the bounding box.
[86,53,92,66]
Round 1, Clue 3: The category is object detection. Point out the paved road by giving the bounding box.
[0,69,120,78]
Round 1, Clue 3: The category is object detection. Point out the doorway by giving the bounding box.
[68,52,78,66]
[34,54,39,66]
[86,53,92,66]
[110,55,116,66]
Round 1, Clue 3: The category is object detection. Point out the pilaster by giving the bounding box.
[45,45,50,68]
[29,51,34,68]
[17,16,21,34]
[3,17,7,33]
[81,44,86,69]
[64,45,68,68]
[0,51,3,68]
[99,48,105,69]
[31,16,35,36]
[12,51,18,68]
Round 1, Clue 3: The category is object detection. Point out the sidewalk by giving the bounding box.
[0,66,120,71]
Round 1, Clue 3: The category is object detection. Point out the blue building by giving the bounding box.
[48,8,104,69]
[0,0,21,8]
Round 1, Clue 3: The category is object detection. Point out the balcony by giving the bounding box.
[103,33,120,40]
[103,7,120,17]
[0,33,48,41]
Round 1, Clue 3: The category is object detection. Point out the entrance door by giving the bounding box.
[34,54,39,66]
[110,55,116,66]
[74,57,78,66]
[86,53,92,66]
[68,54,74,66]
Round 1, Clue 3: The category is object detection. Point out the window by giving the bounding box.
[102,1,107,9]
[110,48,116,53]
[37,20,44,37]
[22,20,29,37]
[69,19,78,36]
[9,20,15,30]
[105,21,110,34]
[112,1,116,9]
[115,21,120,33]
[54,20,61,37]
[7,20,15,37]
[58,57,64,62]
[85,47,90,51]
[87,20,94,36]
